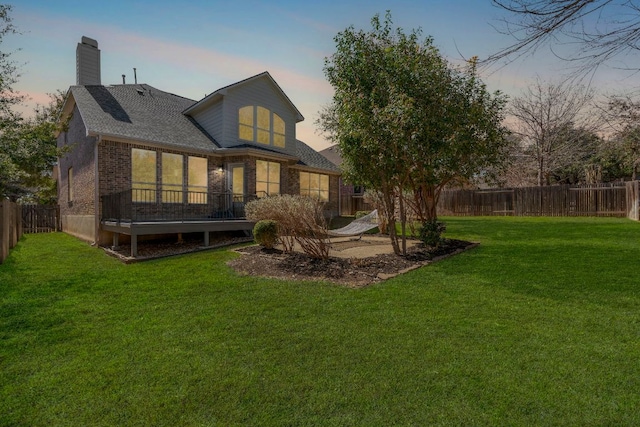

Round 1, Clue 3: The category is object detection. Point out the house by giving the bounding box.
[319,145,369,215]
[57,36,340,256]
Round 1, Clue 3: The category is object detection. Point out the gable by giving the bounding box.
[186,72,302,156]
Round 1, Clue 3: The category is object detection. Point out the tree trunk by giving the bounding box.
[382,185,400,255]
[418,184,438,222]
[398,191,407,255]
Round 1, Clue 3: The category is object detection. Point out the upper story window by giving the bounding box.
[238,106,285,148]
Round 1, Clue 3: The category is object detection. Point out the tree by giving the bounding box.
[319,12,509,254]
[602,95,640,180]
[0,4,21,120]
[489,0,640,74]
[0,4,25,199]
[508,79,596,186]
[0,5,63,202]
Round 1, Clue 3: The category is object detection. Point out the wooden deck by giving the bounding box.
[102,219,255,257]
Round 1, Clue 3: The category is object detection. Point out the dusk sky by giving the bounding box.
[7,0,640,150]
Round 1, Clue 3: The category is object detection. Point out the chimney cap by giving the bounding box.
[81,36,98,48]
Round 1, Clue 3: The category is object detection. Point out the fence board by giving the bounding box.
[438,183,633,218]
[21,204,60,234]
[1,200,21,264]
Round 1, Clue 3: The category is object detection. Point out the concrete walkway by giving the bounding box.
[283,235,419,259]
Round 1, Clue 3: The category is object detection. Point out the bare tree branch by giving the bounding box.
[487,0,640,75]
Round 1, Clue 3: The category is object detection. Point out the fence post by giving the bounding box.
[627,181,639,221]
[0,200,6,264]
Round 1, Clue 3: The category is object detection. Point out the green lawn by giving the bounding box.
[1,217,639,426]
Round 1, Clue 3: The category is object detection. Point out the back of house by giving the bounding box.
[57,37,339,255]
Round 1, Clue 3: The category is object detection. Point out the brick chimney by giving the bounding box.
[76,36,101,85]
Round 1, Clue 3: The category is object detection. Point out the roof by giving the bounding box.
[296,140,340,172]
[67,84,219,152]
[63,77,337,174]
[319,144,342,167]
[183,71,305,122]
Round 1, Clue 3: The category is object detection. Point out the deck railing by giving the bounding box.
[101,189,259,222]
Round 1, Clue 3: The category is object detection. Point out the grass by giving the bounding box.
[1,216,639,426]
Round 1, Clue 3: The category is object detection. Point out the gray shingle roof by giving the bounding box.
[69,82,337,174]
[70,84,219,151]
[318,144,342,167]
[296,140,340,172]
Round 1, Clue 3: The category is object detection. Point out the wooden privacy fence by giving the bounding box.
[438,182,639,219]
[1,199,22,264]
[340,195,373,216]
[21,204,60,233]
[628,181,639,221]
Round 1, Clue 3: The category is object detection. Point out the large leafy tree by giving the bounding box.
[7,91,66,203]
[0,4,25,199]
[319,12,508,254]
[0,5,62,202]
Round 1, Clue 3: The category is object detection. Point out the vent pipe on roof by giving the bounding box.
[133,68,137,84]
[122,74,126,84]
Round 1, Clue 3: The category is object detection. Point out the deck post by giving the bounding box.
[131,232,138,257]
[204,231,209,247]
[112,232,120,250]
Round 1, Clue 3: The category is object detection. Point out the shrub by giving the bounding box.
[418,219,446,248]
[245,195,331,259]
[253,220,278,249]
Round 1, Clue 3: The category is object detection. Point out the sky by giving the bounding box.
[6,0,640,151]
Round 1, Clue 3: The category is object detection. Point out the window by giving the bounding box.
[68,167,73,203]
[256,160,280,197]
[273,114,285,148]
[231,164,244,201]
[238,106,286,148]
[300,171,329,201]
[239,106,254,141]
[162,153,183,203]
[188,156,208,204]
[132,148,157,202]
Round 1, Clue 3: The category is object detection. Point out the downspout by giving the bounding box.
[94,134,101,246]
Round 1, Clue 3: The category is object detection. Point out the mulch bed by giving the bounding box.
[228,238,477,288]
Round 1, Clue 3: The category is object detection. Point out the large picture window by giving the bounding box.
[256,160,280,197]
[238,106,286,148]
[188,156,208,204]
[300,171,329,201]
[132,148,157,202]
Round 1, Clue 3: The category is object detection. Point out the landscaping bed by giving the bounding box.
[228,238,476,287]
